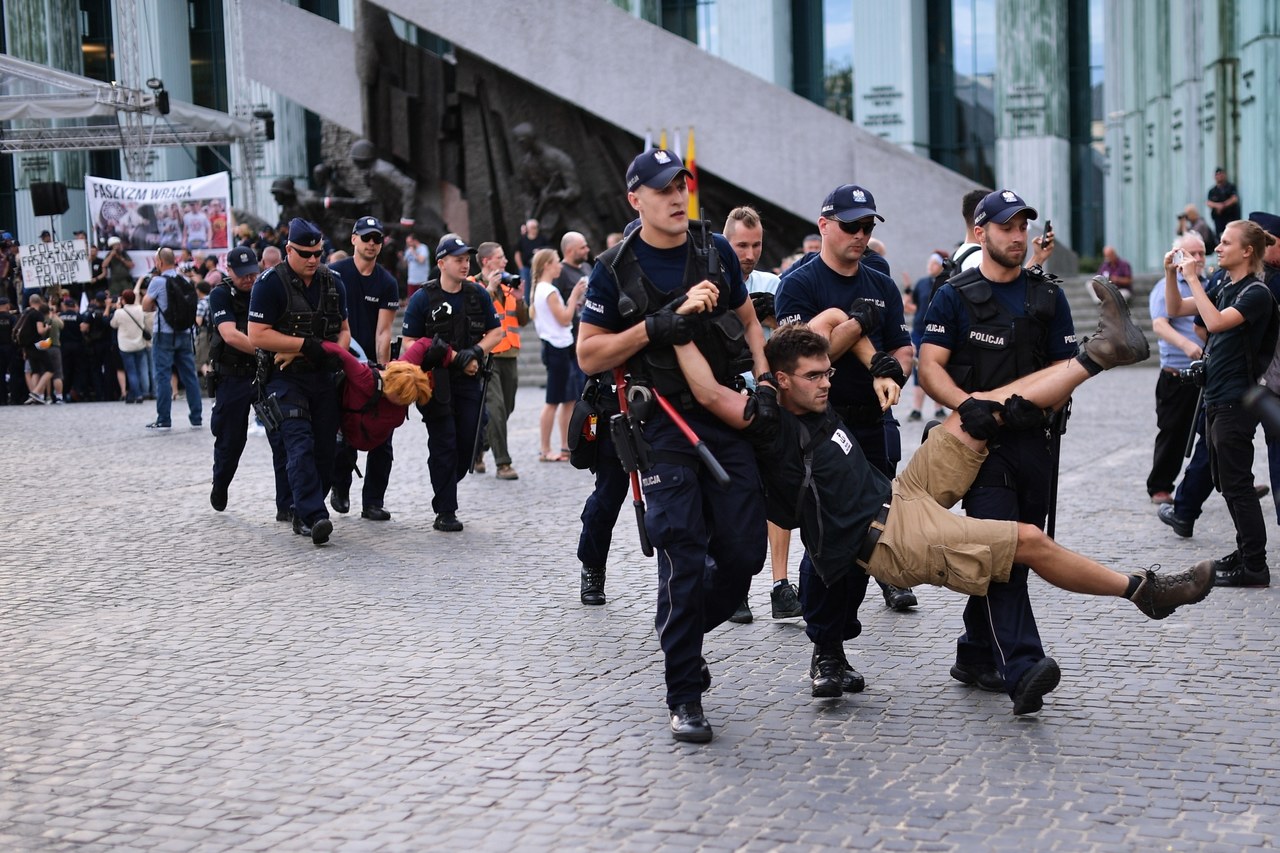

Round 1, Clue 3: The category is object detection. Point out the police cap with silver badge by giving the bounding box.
[626,149,691,192]
[353,215,383,236]
[820,184,885,223]
[226,245,260,276]
[287,218,324,247]
[435,236,477,260]
[974,189,1039,227]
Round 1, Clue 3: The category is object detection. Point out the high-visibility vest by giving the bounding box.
[490,287,522,354]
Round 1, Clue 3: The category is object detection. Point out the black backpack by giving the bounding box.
[162,274,198,331]
[12,308,39,346]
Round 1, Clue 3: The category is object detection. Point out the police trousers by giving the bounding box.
[641,415,766,708]
[422,373,484,514]
[577,428,629,569]
[268,371,339,526]
[210,372,255,490]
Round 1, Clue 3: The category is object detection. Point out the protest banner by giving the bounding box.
[19,239,90,291]
[85,172,233,255]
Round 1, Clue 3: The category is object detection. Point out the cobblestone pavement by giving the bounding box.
[2,363,1279,852]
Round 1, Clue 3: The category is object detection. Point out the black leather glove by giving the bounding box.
[847,298,881,338]
[300,336,327,366]
[452,344,484,372]
[869,350,907,387]
[957,397,1004,441]
[1002,394,1050,430]
[421,336,453,370]
[750,292,775,324]
[742,382,779,425]
[644,296,695,347]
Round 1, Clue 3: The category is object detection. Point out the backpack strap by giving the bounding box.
[792,410,838,559]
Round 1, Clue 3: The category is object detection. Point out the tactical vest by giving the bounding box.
[420,280,490,349]
[596,227,751,401]
[269,261,343,342]
[209,283,255,370]
[943,267,1059,392]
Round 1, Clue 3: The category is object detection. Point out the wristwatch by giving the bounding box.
[755,371,777,387]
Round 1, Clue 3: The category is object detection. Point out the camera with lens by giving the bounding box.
[498,271,521,288]
[1177,359,1206,386]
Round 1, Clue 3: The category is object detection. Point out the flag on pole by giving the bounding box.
[672,128,683,161]
[685,127,699,219]
[658,128,667,150]
[642,129,653,152]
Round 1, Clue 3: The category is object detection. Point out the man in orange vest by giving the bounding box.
[474,241,529,479]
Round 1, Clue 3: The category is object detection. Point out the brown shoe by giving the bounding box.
[1131,561,1214,620]
[1078,276,1150,372]
[496,464,519,480]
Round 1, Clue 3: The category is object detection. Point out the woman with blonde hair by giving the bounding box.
[1163,218,1276,587]
[531,247,586,461]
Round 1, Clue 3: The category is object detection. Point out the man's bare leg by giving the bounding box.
[1013,524,1127,595]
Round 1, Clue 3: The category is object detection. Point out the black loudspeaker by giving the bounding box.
[30,181,69,217]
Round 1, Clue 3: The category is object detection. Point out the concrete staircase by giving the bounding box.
[1061,273,1162,359]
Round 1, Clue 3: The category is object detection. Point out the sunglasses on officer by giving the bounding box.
[837,219,876,236]
[357,232,384,244]
[288,244,324,259]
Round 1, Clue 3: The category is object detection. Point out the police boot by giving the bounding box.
[580,566,606,605]
[809,644,844,698]
[1076,276,1150,374]
[329,485,350,514]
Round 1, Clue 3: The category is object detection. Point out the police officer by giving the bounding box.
[208,246,265,511]
[327,215,401,520]
[577,149,771,744]
[400,236,503,532]
[774,184,917,696]
[247,218,351,545]
[918,189,1072,714]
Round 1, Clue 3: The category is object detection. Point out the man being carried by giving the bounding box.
[671,278,1212,712]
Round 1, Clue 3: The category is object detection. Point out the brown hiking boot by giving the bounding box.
[1078,276,1150,372]
[1131,561,1214,620]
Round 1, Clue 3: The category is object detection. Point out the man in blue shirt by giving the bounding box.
[248,219,351,545]
[327,215,401,520]
[919,189,1074,714]
[140,247,203,429]
[208,246,264,512]
[774,183,919,693]
[577,149,770,744]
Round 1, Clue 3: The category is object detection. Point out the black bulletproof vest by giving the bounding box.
[209,283,254,368]
[597,228,751,399]
[269,262,342,342]
[420,280,489,348]
[943,267,1059,392]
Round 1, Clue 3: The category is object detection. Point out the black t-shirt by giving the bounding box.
[744,407,891,584]
[1207,181,1240,229]
[517,234,550,267]
[0,310,15,346]
[1205,273,1274,406]
[58,309,85,345]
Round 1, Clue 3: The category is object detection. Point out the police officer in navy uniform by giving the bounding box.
[918,189,1071,714]
[327,215,401,521]
[247,218,351,545]
[572,372,628,605]
[577,149,772,744]
[773,184,918,697]
[400,236,503,532]
[0,296,18,404]
[208,246,264,511]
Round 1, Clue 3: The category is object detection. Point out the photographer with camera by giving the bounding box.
[1147,232,1207,506]
[102,236,135,297]
[473,241,528,480]
[1163,220,1275,587]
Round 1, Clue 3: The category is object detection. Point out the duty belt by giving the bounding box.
[215,361,256,377]
[855,499,892,571]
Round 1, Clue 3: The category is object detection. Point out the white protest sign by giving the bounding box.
[19,239,90,290]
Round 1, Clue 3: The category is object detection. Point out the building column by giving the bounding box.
[851,0,929,157]
[714,0,791,89]
[1236,2,1280,219]
[1103,0,1138,268]
[1137,0,1172,270]
[994,0,1070,245]
[1168,0,1204,229]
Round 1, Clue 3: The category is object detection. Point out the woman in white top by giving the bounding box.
[108,289,153,403]
[530,248,586,461]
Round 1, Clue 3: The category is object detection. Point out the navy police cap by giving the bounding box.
[287,218,324,247]
[626,149,691,192]
[1248,211,1280,240]
[974,189,1039,227]
[226,245,260,276]
[820,184,884,223]
[353,215,383,236]
[435,235,477,260]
